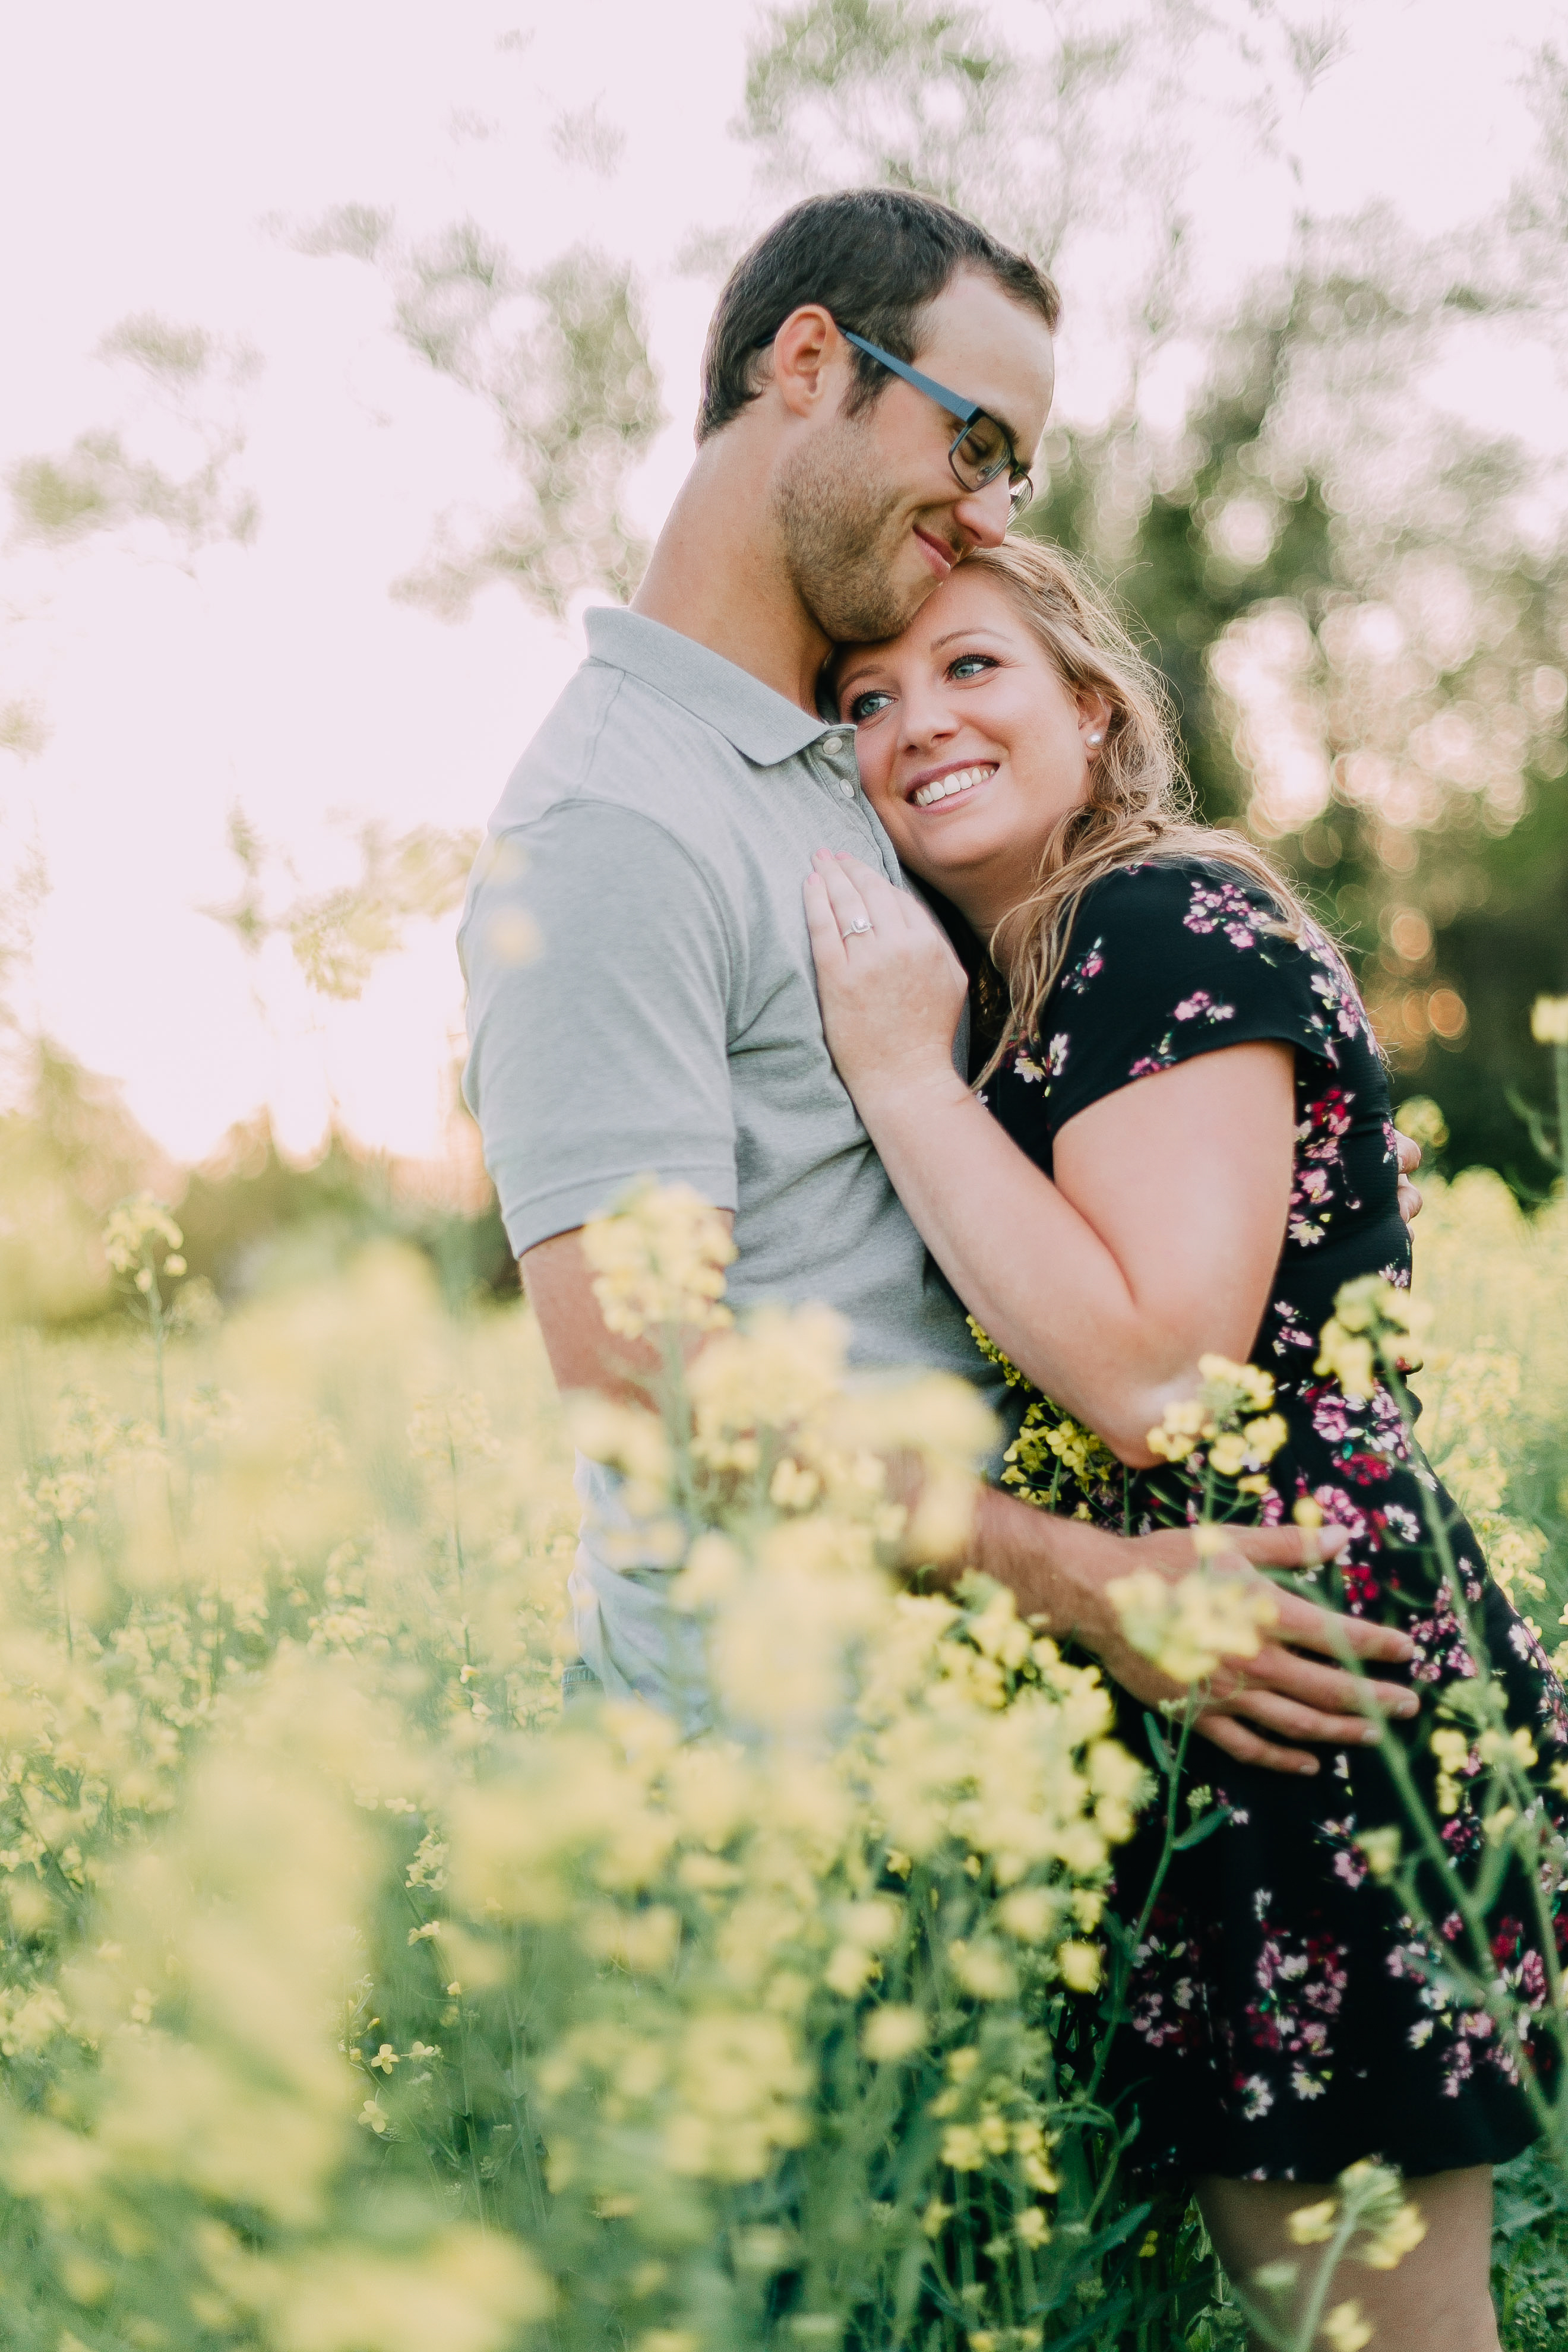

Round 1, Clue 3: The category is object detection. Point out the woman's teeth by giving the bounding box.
[910,763,995,810]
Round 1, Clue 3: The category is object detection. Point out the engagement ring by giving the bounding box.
[842,917,872,939]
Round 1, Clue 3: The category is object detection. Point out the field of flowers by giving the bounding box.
[0,1124,1564,2350]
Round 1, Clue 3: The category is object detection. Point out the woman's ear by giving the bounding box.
[1078,691,1115,752]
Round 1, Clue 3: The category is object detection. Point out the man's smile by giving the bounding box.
[912,524,959,578]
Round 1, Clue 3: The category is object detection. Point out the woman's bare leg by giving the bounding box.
[1195,2166,1499,2351]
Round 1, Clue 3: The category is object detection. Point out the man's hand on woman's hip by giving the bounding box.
[972,1487,1419,1779]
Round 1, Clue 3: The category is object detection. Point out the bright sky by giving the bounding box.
[0,0,1561,1168]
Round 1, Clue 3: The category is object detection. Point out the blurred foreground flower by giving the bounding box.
[1108,1554,1278,1684]
[1314,1276,1431,1402]
[583,1179,736,1341]
[0,1188,1160,2350]
[1146,1354,1286,1496]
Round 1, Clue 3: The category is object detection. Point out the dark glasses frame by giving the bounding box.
[837,328,1034,520]
[752,317,1035,521]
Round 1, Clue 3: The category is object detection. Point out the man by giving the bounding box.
[460,186,1418,1768]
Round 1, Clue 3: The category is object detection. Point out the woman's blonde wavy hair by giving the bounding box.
[959,539,1311,1085]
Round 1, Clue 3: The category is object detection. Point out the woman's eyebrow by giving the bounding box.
[926,626,1008,652]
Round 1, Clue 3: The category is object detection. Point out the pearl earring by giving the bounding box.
[1087,731,1102,747]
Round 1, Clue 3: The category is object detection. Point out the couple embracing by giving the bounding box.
[460,187,1565,2349]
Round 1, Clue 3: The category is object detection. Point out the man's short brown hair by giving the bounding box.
[697,187,1060,442]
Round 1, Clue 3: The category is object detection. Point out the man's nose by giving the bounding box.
[951,472,1014,550]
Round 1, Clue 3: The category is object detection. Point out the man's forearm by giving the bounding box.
[522,1217,734,1405]
[968,1482,1121,1648]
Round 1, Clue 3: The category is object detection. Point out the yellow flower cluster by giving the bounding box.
[0,1187,1165,2351]
[1146,1354,1286,1491]
[1531,995,1568,1047]
[1313,1276,1430,1403]
[582,1180,736,1339]
[1107,1559,1279,1685]
[100,1194,184,1276]
[1286,2158,1428,2268]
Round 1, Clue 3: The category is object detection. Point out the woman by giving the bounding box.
[801,540,1567,2350]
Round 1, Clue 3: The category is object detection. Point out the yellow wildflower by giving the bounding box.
[581,1181,735,1339]
[861,2006,926,2062]
[1057,1942,1102,1993]
[1286,2197,1338,2244]
[941,2124,985,2171]
[1360,2198,1428,2269]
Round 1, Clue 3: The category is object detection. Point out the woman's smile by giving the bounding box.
[906,758,999,810]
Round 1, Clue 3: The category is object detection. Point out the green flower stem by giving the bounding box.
[1083,1699,1200,2111]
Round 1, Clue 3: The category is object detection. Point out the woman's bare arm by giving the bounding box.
[804,856,1295,1462]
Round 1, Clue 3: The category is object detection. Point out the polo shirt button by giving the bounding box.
[839,780,855,798]
[821,733,844,754]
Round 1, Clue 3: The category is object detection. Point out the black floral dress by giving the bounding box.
[982,855,1568,2183]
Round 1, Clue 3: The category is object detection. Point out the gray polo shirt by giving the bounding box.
[459,605,1009,1708]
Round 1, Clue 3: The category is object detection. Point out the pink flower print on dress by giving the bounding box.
[1299,1481,1370,1552]
[1064,936,1105,994]
[1301,1086,1354,1161]
[1130,1033,1177,1077]
[1242,1919,1348,2101]
[1174,989,1236,1025]
[1406,1577,1480,1687]
[1268,1297,1316,1358]
[1288,1164,1333,1247]
[1184,877,1261,949]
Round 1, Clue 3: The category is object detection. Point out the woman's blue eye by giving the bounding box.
[849,690,893,723]
[950,653,996,680]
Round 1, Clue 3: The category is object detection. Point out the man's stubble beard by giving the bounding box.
[773,420,940,647]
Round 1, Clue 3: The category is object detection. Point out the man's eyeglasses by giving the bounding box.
[839,328,1034,521]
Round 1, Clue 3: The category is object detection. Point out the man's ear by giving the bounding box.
[769,305,848,422]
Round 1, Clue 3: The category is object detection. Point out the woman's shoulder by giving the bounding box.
[1060,848,1377,1065]
[1072,852,1289,941]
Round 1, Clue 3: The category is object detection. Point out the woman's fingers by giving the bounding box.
[811,852,874,943]
[802,871,849,976]
[825,852,922,944]
[832,852,945,944]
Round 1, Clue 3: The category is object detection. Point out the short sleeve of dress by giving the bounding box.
[1026,857,1368,1135]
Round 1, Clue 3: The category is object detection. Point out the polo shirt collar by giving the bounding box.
[585,605,833,768]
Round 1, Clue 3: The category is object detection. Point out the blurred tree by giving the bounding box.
[201,808,481,1002]
[5,312,261,558]
[1028,245,1568,1183]
[294,210,662,622]
[173,1118,514,1311]
[0,1042,174,1326]
[0,1044,511,1329]
[738,0,1568,1186]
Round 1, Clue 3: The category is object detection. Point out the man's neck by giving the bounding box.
[631,434,830,714]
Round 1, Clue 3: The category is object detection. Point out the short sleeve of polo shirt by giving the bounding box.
[460,800,736,1255]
